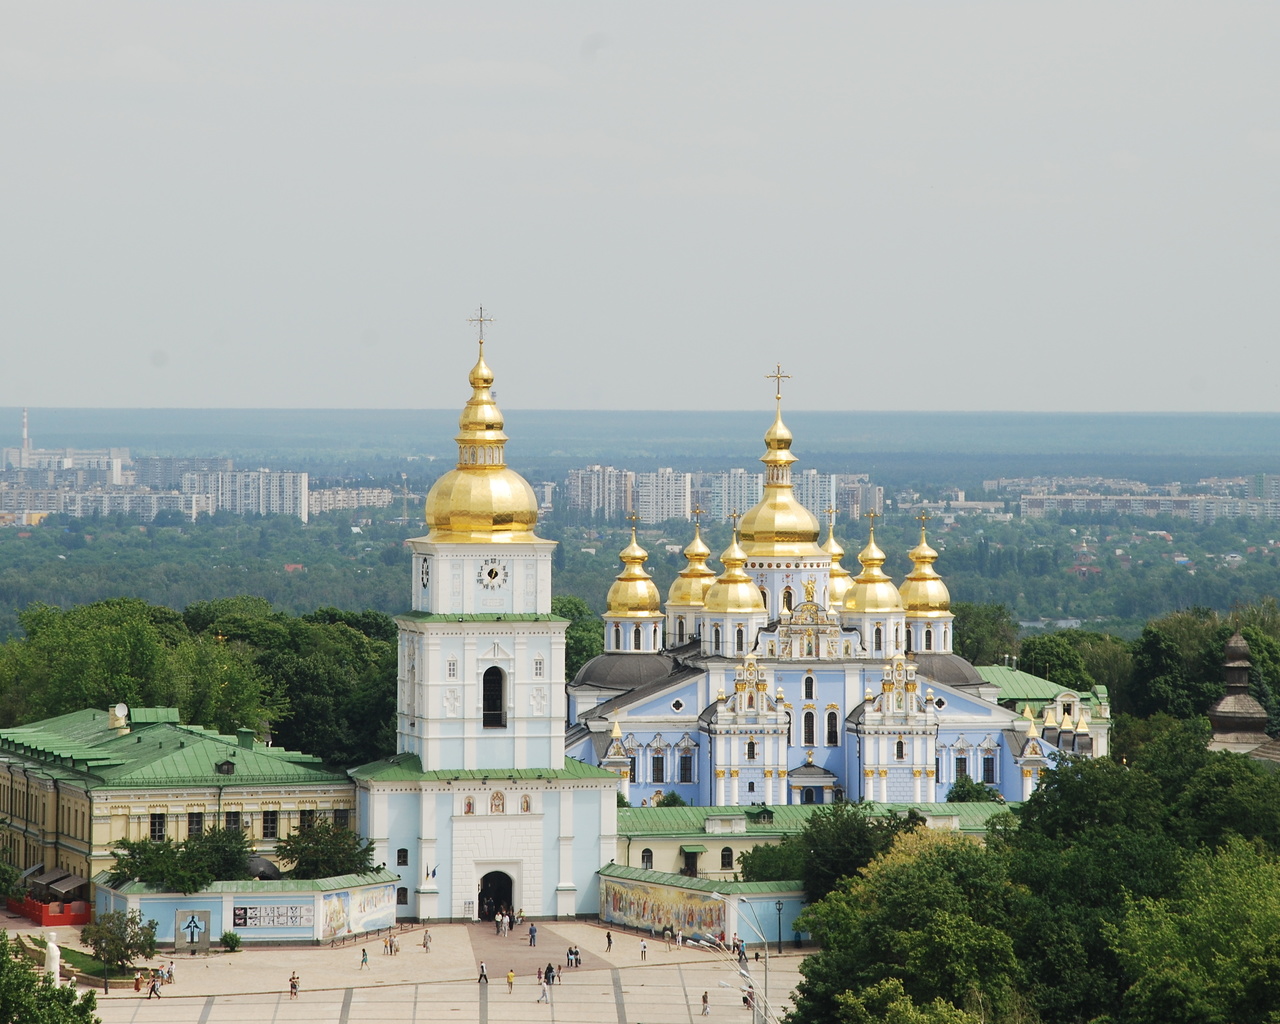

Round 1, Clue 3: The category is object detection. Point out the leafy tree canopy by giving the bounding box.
[274,817,375,879]
[0,930,100,1024]
[106,828,251,894]
[80,910,157,982]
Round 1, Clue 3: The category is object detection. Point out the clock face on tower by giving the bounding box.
[477,557,510,590]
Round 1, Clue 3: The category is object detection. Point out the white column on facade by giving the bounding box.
[715,770,726,805]
[878,769,887,802]
[730,769,740,806]
[763,769,773,806]
[913,768,922,802]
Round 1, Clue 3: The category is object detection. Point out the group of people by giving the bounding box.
[132,962,174,998]
[564,944,582,968]
[382,934,403,955]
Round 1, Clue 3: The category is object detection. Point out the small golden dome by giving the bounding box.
[606,526,662,618]
[823,514,853,608]
[739,404,824,560]
[844,526,904,614]
[667,522,718,607]
[704,533,766,615]
[425,340,541,543]
[899,521,951,616]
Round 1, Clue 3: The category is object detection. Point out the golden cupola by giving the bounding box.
[823,512,853,608]
[703,531,766,615]
[844,525,904,614]
[424,339,541,543]
[738,392,823,561]
[899,520,951,616]
[667,521,718,607]
[606,526,662,618]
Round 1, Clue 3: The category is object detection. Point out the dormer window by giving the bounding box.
[216,760,235,775]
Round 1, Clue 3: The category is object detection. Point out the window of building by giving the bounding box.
[533,656,544,679]
[225,810,242,832]
[982,755,996,784]
[736,627,745,653]
[396,848,409,866]
[874,626,883,651]
[677,617,686,644]
[721,846,734,870]
[652,754,665,784]
[804,676,814,700]
[641,848,653,870]
[634,625,642,650]
[333,808,349,830]
[482,667,506,728]
[447,657,458,680]
[187,812,203,838]
[905,627,913,653]
[826,711,839,746]
[894,625,901,649]
[679,753,693,784]
[747,781,755,793]
[955,756,968,779]
[149,813,166,842]
[397,887,408,905]
[759,589,769,613]
[713,626,722,654]
[629,757,637,783]
[1062,702,1073,720]
[803,711,815,746]
[802,787,815,804]
[746,740,757,761]
[924,628,933,651]
[299,809,316,830]
[614,624,622,650]
[262,810,279,840]
[782,588,794,613]
[895,739,906,761]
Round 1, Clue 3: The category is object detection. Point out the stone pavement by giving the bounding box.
[3,911,803,1024]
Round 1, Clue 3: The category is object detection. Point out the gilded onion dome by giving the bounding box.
[667,521,718,607]
[738,398,823,560]
[424,339,541,542]
[844,525,904,614]
[704,531,766,615]
[823,513,853,608]
[606,526,662,617]
[899,522,951,616]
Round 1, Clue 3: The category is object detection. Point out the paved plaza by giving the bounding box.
[6,910,803,1024]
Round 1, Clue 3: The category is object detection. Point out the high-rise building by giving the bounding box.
[633,468,691,523]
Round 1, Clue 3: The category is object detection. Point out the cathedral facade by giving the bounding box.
[567,388,1110,812]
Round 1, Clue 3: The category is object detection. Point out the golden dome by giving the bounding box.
[704,533,766,615]
[844,526,904,614]
[899,521,951,616]
[425,340,541,543]
[739,403,824,560]
[606,526,663,618]
[823,513,853,608]
[667,522,718,607]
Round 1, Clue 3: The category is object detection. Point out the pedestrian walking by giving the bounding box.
[702,990,710,1015]
[529,922,538,947]
[359,948,369,970]
[640,939,647,961]
[147,976,162,999]
[289,973,299,999]
[566,945,573,968]
[507,968,515,993]
[537,966,543,983]
[537,980,550,1003]
[383,937,390,955]
[606,930,613,952]
[546,963,555,986]
[478,961,488,983]
[133,971,142,992]
[422,928,431,952]
[677,928,683,948]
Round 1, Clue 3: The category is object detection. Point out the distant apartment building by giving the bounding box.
[0,486,213,520]
[134,457,234,490]
[693,469,764,522]
[633,468,691,523]
[1020,493,1280,523]
[564,465,633,519]
[182,471,309,522]
[308,487,396,516]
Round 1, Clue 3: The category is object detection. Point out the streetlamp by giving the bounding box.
[775,899,784,954]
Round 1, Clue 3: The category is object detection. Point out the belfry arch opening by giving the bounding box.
[478,870,513,920]
[482,667,506,728]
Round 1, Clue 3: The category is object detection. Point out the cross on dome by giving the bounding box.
[467,306,494,342]
[765,363,791,402]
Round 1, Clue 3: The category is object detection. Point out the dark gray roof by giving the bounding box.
[912,652,986,688]
[570,652,677,691]
[580,664,706,721]
[787,761,838,781]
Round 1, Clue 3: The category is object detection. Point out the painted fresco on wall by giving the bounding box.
[323,884,396,939]
[600,877,725,942]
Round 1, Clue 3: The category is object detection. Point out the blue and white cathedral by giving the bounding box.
[566,385,1111,808]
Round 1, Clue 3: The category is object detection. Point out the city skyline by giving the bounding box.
[3,3,1278,412]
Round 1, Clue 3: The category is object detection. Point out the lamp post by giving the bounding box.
[775,899,784,954]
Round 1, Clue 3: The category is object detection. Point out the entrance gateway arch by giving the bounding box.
[478,870,514,920]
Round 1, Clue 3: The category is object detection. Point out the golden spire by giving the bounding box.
[844,513,903,614]
[667,506,717,607]
[823,507,853,607]
[424,312,541,542]
[739,364,822,559]
[900,512,951,616]
[606,515,662,618]
[704,511,766,615]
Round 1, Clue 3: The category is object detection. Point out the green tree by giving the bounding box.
[800,802,922,903]
[738,834,808,883]
[0,931,100,1023]
[950,603,1019,666]
[552,595,603,682]
[655,790,687,807]
[80,911,157,992]
[944,775,1000,803]
[1018,631,1094,690]
[274,817,375,879]
[836,978,982,1024]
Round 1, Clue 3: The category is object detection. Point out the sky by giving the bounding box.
[1,2,1277,413]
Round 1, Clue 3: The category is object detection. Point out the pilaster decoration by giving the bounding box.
[925,768,936,778]
[764,769,773,777]
[864,769,874,778]
[1022,768,1033,778]
[877,769,887,778]
[729,769,740,778]
[715,769,726,779]
[912,769,922,777]
[778,770,787,779]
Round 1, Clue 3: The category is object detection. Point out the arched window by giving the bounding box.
[633,624,642,650]
[721,847,734,870]
[894,625,901,649]
[804,675,814,699]
[874,626,883,651]
[834,787,845,802]
[826,711,839,746]
[803,711,815,746]
[905,627,913,653]
[482,667,506,728]
[397,887,408,905]
[736,627,745,653]
[747,781,756,793]
[653,625,660,648]
[677,617,686,644]
[396,848,409,866]
[924,628,933,651]
[802,787,815,804]
[613,624,622,650]
[782,588,794,613]
[746,740,757,761]
[641,848,653,870]
[760,588,769,613]
[895,739,906,760]
[713,625,722,654]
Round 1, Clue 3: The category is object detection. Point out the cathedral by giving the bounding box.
[565,381,1111,809]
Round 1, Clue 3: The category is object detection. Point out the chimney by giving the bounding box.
[236,728,255,750]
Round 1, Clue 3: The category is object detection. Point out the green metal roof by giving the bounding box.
[396,612,568,624]
[976,665,1107,708]
[865,801,1018,833]
[92,868,403,895]
[348,751,617,783]
[598,863,802,895]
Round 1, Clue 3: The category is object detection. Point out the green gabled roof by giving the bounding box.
[396,612,568,624]
[598,863,802,895]
[864,800,1018,834]
[618,805,826,837]
[93,868,403,895]
[348,751,617,783]
[976,665,1101,702]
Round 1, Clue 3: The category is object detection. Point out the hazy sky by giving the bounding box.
[2,3,1277,413]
